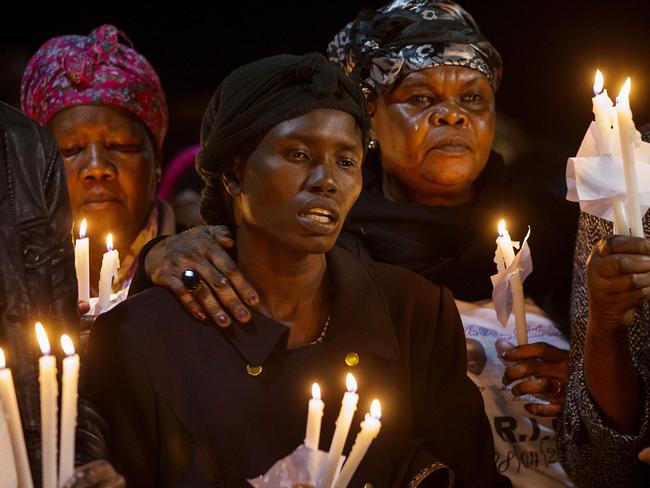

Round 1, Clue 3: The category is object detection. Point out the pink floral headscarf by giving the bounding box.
[21,24,168,149]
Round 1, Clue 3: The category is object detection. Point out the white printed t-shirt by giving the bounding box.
[457,298,574,488]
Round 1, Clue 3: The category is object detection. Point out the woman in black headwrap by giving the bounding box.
[80,53,508,487]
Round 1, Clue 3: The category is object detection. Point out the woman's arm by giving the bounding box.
[416,287,511,488]
[559,212,650,486]
[79,305,159,486]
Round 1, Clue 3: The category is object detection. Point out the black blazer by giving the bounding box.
[81,246,510,488]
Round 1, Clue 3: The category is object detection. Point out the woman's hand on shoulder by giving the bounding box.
[145,225,258,326]
[62,460,125,488]
[502,342,569,417]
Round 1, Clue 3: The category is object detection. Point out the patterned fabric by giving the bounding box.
[327,0,502,96]
[559,211,650,486]
[20,24,168,149]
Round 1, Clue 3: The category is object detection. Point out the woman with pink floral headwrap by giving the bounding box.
[21,24,175,308]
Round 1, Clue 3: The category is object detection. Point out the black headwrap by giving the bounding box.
[327,0,503,96]
[197,52,371,227]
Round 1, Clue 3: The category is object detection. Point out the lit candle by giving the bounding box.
[74,219,90,304]
[58,335,79,488]
[306,382,324,450]
[0,348,33,488]
[616,78,644,237]
[318,373,358,488]
[332,400,382,488]
[36,323,57,488]
[496,220,528,345]
[592,70,614,155]
[98,233,120,312]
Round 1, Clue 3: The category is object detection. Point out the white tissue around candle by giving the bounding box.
[306,383,324,450]
[58,335,79,488]
[0,348,34,488]
[592,70,614,155]
[494,221,528,345]
[318,373,359,488]
[616,77,644,237]
[98,233,120,311]
[75,219,90,304]
[333,400,382,488]
[36,323,58,488]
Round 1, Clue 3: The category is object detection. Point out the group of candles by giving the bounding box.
[591,70,644,237]
[0,323,79,488]
[74,219,120,311]
[493,70,645,346]
[304,373,382,488]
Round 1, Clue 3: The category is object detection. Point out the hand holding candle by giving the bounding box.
[74,219,90,304]
[58,335,79,488]
[36,323,58,488]
[98,233,120,312]
[318,373,358,488]
[0,348,33,488]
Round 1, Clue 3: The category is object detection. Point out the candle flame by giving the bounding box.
[79,219,87,239]
[594,69,604,96]
[370,399,382,419]
[498,219,507,237]
[0,348,5,369]
[35,322,51,355]
[106,233,113,251]
[61,334,76,356]
[312,382,321,400]
[346,372,357,393]
[618,77,632,101]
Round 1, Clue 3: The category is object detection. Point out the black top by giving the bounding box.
[338,151,576,331]
[82,246,510,488]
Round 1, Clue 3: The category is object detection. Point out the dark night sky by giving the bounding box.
[3,1,650,177]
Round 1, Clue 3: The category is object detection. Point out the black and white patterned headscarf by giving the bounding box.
[327,0,502,96]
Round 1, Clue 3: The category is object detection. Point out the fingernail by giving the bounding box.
[217,314,230,326]
[238,309,250,319]
[195,311,206,321]
[248,294,259,304]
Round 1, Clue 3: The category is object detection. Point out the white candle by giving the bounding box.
[616,78,644,238]
[305,382,324,450]
[0,348,34,488]
[318,373,358,488]
[35,323,57,488]
[332,400,382,488]
[74,219,90,304]
[592,70,614,155]
[58,335,79,488]
[98,233,120,311]
[496,220,528,345]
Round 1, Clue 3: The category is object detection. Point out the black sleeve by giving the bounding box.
[415,287,511,488]
[79,306,159,486]
[42,137,79,336]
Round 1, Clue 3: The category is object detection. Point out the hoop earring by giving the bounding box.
[368,139,379,150]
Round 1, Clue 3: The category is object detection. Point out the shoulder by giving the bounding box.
[91,286,186,345]
[364,257,454,308]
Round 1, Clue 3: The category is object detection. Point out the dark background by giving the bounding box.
[3,0,650,188]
